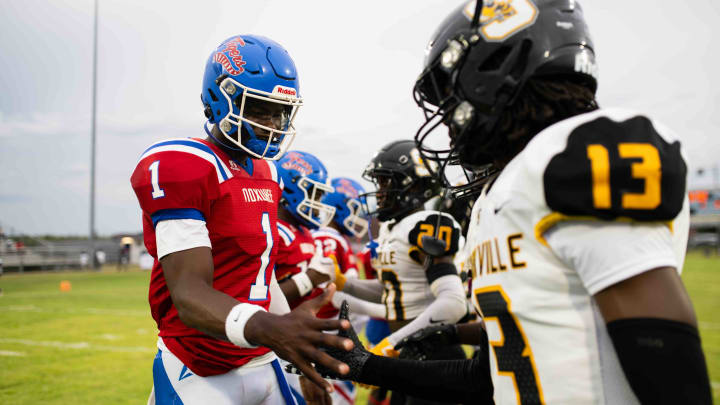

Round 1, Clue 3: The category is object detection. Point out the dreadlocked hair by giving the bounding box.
[494,76,598,166]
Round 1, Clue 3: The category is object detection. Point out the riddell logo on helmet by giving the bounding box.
[282,152,312,176]
[273,86,297,97]
[215,37,247,76]
[574,51,599,80]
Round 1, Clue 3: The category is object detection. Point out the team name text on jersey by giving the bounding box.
[242,188,274,203]
[467,233,526,279]
[379,250,397,266]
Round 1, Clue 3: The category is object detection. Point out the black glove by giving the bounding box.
[285,301,370,381]
[395,323,459,361]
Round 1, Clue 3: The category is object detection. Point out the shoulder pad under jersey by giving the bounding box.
[131,138,229,219]
[399,210,463,257]
[543,113,686,221]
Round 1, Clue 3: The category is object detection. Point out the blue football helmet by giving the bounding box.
[323,177,369,238]
[201,35,303,160]
[276,151,336,229]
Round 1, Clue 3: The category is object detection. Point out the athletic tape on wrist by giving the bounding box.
[225,303,265,348]
[291,272,314,296]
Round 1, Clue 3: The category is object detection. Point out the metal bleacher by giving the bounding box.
[688,189,720,252]
[0,237,132,273]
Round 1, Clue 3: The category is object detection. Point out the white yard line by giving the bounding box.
[0,350,26,357]
[0,338,154,353]
[99,334,120,341]
[0,305,146,317]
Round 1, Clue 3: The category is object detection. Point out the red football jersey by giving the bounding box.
[274,218,316,310]
[130,137,282,376]
[359,248,378,280]
[309,227,358,319]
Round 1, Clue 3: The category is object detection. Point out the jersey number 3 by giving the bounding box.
[475,285,545,405]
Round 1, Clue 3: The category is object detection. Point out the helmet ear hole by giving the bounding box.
[508,40,532,81]
[478,46,512,72]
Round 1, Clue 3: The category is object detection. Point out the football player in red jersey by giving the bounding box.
[130,35,352,405]
[273,151,338,308]
[315,177,379,405]
[273,152,370,405]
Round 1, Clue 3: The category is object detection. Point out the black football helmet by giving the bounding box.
[414,0,597,196]
[362,140,441,222]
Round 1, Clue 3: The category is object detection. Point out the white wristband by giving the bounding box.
[291,272,314,297]
[225,303,266,348]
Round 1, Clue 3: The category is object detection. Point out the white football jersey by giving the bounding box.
[374,210,464,321]
[463,108,689,404]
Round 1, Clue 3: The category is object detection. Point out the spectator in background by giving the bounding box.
[118,243,131,271]
[95,250,106,269]
[79,251,89,269]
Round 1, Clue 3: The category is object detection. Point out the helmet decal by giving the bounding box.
[464,0,539,42]
[214,37,247,76]
[276,151,336,229]
[410,148,436,178]
[335,178,360,199]
[281,151,314,176]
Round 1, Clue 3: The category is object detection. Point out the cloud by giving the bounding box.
[0,112,83,137]
[0,110,200,139]
[0,194,32,203]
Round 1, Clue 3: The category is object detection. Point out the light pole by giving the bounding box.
[89,0,98,269]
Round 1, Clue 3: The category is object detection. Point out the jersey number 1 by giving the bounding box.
[148,160,166,199]
[249,213,273,300]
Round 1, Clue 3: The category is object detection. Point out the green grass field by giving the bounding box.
[0,251,718,404]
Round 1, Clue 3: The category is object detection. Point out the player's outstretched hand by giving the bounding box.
[395,323,459,361]
[299,375,332,405]
[285,300,371,382]
[308,246,338,283]
[244,284,353,393]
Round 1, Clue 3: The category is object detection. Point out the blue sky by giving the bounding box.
[1,0,719,236]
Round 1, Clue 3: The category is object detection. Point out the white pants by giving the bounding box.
[151,346,296,405]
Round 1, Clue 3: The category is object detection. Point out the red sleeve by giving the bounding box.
[130,148,220,222]
[313,232,356,274]
[359,249,377,279]
[275,222,315,280]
